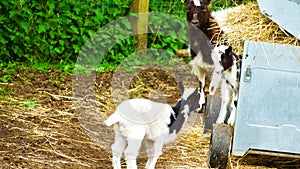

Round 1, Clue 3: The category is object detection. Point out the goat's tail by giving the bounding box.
[103,112,121,126]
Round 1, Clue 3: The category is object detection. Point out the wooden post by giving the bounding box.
[130,0,149,52]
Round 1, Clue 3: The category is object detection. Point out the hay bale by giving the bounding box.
[215,2,300,55]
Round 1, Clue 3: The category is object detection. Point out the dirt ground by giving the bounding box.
[1,68,300,168]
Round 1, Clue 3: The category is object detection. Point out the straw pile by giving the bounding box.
[215,2,299,55]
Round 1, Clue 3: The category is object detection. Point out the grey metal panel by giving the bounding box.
[257,0,300,40]
[232,41,300,156]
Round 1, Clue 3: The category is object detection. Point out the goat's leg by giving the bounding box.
[145,140,156,169]
[111,133,126,169]
[145,138,164,169]
[216,80,229,124]
[124,138,142,169]
[209,71,221,95]
[199,75,206,107]
[228,94,238,125]
[146,156,159,169]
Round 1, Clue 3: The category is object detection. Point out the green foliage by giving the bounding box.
[20,101,37,108]
[97,0,187,72]
[0,0,133,67]
[0,86,12,95]
[149,0,186,18]
[0,75,13,83]
[148,0,187,54]
[0,0,189,72]
[0,62,17,83]
[13,132,20,138]
[210,0,256,11]
[99,36,138,72]
[0,0,252,72]
[209,0,233,11]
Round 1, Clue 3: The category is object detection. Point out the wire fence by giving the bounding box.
[149,0,186,18]
[99,0,186,18]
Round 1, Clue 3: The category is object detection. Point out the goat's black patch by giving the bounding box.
[169,100,185,134]
[169,100,181,128]
[169,87,200,134]
[221,46,234,71]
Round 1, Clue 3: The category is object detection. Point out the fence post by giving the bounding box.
[130,0,149,52]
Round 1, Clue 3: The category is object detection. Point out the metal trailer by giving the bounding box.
[205,1,300,168]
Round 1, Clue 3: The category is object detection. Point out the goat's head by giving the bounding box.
[186,0,211,28]
[221,46,234,71]
[214,45,235,71]
[178,81,201,114]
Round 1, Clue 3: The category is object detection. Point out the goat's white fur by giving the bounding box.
[193,0,201,6]
[104,99,172,169]
[104,87,198,169]
[216,50,240,125]
[189,47,223,106]
[189,45,240,125]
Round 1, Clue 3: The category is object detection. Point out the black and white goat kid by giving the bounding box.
[189,43,224,108]
[190,43,241,125]
[104,82,201,169]
[214,45,242,125]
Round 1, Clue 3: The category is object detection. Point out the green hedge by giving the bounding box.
[0,0,133,64]
[0,0,189,70]
[0,0,252,70]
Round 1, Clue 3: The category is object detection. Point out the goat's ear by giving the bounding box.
[238,55,242,60]
[225,46,232,55]
[179,81,185,94]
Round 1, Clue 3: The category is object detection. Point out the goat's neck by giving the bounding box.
[168,99,189,134]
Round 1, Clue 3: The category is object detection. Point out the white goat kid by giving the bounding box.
[104,82,201,169]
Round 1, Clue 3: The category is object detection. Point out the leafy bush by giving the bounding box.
[0,0,133,66]
[148,0,187,52]
[209,0,256,11]
[0,0,189,71]
[98,0,188,71]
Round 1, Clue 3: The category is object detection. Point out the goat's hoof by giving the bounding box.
[227,119,235,126]
[227,115,235,126]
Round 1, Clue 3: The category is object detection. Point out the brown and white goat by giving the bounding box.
[186,0,220,49]
[186,0,223,108]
